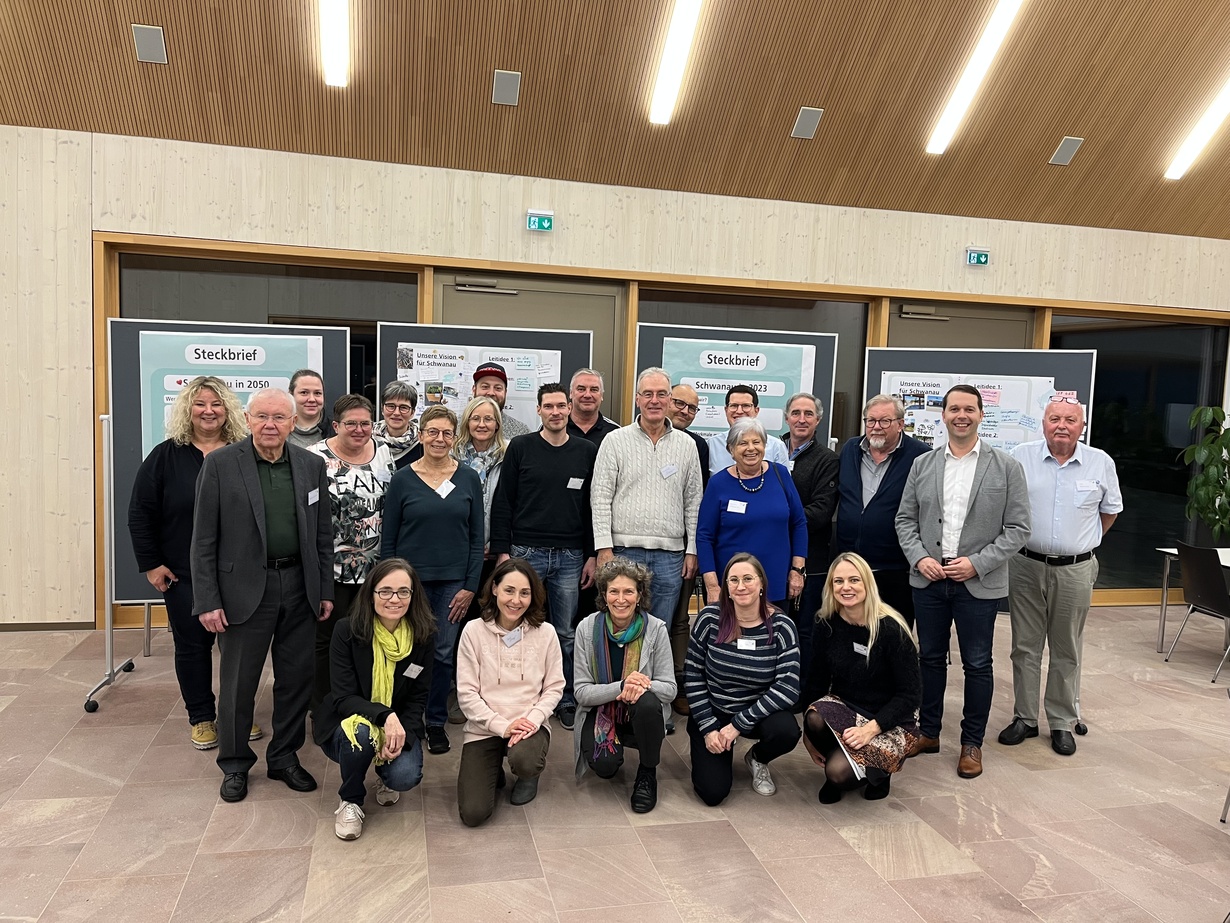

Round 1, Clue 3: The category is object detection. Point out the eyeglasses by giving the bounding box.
[726,574,761,587]
[339,420,373,431]
[639,389,670,401]
[864,417,902,429]
[383,402,413,414]
[671,397,699,414]
[1048,397,1081,406]
[470,416,498,426]
[375,587,412,600]
[727,402,755,412]
[251,413,291,425]
[423,428,455,440]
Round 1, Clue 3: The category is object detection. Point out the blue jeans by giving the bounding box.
[913,580,999,747]
[512,545,583,710]
[422,579,466,727]
[322,724,423,807]
[613,547,684,626]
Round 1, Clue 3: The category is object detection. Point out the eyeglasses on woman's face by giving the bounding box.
[374,587,412,600]
[383,402,414,415]
[339,419,373,431]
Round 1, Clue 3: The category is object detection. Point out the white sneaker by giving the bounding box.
[375,780,400,806]
[334,800,365,840]
[744,747,776,796]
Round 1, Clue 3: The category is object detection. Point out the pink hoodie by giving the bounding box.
[455,617,565,745]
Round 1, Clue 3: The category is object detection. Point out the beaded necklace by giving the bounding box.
[735,464,766,493]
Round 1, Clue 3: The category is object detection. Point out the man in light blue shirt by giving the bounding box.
[706,385,790,473]
[1000,397,1122,757]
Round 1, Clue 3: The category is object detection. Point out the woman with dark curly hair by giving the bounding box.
[573,557,676,813]
[454,559,564,826]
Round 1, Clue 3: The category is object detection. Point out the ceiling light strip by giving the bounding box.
[925,0,1026,155]
[1165,73,1230,180]
[648,0,704,125]
[320,0,349,88]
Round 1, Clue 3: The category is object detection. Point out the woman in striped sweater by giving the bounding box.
[684,553,802,806]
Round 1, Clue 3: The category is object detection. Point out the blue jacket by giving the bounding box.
[833,434,929,571]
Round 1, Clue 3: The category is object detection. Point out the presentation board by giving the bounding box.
[864,348,1097,450]
[109,318,351,604]
[636,323,838,441]
[376,323,593,434]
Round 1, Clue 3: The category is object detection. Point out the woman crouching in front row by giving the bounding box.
[802,552,921,803]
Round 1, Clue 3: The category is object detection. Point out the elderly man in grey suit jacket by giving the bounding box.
[192,388,334,803]
[895,385,1030,780]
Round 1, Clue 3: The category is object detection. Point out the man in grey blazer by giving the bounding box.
[895,385,1030,779]
[192,388,334,803]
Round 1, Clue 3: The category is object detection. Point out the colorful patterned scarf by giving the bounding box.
[590,611,645,759]
[340,619,413,764]
[374,420,418,462]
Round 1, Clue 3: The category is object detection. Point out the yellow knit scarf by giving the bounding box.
[340,619,413,764]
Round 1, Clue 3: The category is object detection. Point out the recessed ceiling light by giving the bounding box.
[320,0,349,88]
[1165,72,1230,180]
[648,0,704,125]
[791,107,824,140]
[926,0,1025,155]
[131,24,167,65]
[493,70,522,106]
[1049,136,1083,165]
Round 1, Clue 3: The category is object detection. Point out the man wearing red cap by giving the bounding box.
[473,363,531,439]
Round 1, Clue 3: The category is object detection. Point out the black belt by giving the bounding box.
[1019,548,1092,567]
[267,555,300,570]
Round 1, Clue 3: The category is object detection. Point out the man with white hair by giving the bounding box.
[192,388,334,803]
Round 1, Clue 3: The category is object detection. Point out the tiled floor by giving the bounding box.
[1,606,1229,922]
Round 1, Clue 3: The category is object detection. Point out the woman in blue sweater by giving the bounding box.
[697,418,808,610]
[684,553,801,806]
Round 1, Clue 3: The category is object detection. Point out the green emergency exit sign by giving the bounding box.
[527,210,554,231]
[966,248,989,266]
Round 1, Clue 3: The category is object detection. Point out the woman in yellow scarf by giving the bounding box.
[313,557,436,840]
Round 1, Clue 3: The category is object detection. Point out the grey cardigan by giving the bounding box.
[894,443,1031,599]
[573,611,677,781]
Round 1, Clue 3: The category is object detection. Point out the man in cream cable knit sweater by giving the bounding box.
[591,368,703,630]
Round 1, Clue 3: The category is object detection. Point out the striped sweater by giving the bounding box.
[684,607,801,734]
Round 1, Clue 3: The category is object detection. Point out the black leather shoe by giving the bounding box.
[509,776,539,806]
[998,718,1039,746]
[220,771,249,803]
[630,767,658,814]
[425,725,451,755]
[1051,730,1076,756]
[266,763,318,792]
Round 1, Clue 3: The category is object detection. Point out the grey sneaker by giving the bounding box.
[375,779,399,806]
[744,747,776,796]
[510,775,540,806]
[334,800,365,840]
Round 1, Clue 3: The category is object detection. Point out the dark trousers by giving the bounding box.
[456,728,551,827]
[670,577,697,687]
[163,575,217,725]
[312,580,359,711]
[216,565,314,775]
[580,692,665,777]
[322,723,423,807]
[687,710,800,806]
[913,579,998,747]
[874,568,916,628]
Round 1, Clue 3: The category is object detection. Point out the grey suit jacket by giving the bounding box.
[894,444,1031,599]
[190,437,334,623]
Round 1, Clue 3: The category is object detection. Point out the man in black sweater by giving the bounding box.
[490,382,598,730]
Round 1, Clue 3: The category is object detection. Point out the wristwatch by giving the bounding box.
[790,565,806,576]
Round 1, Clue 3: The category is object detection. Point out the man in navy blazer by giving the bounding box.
[192,388,334,803]
[895,385,1030,780]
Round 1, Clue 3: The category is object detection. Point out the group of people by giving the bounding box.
[128,361,1122,839]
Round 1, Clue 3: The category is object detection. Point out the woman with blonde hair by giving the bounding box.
[801,552,921,803]
[128,376,255,750]
[453,395,508,553]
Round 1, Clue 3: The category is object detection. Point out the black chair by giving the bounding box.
[1222,690,1230,824]
[1165,542,1230,683]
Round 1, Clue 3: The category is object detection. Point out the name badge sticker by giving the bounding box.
[403,662,424,678]
[567,477,584,490]
[727,500,748,514]
[660,464,678,479]
[374,466,393,485]
[736,638,757,650]
[502,626,523,647]
[853,642,869,656]
[1076,479,1099,491]
[307,488,320,506]
[435,480,456,500]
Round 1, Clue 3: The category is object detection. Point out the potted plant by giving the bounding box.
[1182,405,1230,540]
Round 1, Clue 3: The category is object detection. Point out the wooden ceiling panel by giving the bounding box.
[3,0,1229,239]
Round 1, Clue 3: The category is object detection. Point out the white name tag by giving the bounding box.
[727,500,748,514]
[736,638,756,650]
[786,460,795,473]
[567,477,584,490]
[660,464,678,479]
[374,466,393,485]
[1076,479,1099,491]
[403,662,424,678]
[853,642,869,656]
[307,488,320,506]
[502,626,523,647]
[435,480,455,500]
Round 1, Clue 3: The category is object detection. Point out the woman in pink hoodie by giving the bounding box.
[455,558,565,826]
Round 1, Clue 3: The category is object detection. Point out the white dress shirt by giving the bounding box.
[1010,440,1123,555]
[941,439,981,559]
